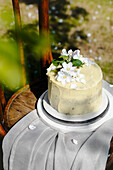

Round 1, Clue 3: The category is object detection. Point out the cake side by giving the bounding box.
[48,78,102,115]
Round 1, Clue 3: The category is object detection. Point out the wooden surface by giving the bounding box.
[4,79,47,130]
[3,78,113,169]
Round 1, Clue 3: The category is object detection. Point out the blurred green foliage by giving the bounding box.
[0,7,50,91]
[0,8,14,30]
[0,38,23,91]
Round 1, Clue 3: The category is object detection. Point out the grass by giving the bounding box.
[68,0,113,84]
[0,0,113,87]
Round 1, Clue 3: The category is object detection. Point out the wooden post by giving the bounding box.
[38,0,53,67]
[12,0,26,86]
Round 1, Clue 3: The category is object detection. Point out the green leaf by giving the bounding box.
[52,59,59,66]
[52,59,65,66]
[59,60,64,64]
[72,59,83,67]
[59,55,68,60]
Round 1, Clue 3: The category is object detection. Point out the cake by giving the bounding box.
[46,49,103,115]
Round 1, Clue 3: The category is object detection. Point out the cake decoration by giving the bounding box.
[47,49,94,87]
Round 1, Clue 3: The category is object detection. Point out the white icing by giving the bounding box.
[70,84,77,89]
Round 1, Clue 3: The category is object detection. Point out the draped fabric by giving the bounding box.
[2,109,113,170]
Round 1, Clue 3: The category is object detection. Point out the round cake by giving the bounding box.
[46,49,103,115]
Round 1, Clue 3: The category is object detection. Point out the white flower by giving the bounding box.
[61,49,68,56]
[56,71,72,85]
[75,77,80,82]
[83,58,91,66]
[73,50,80,59]
[61,62,79,78]
[72,50,84,63]
[69,67,81,78]
[61,62,73,73]
[49,49,90,86]
[68,49,73,56]
[47,65,56,72]
[76,68,81,75]
[69,71,77,77]
[70,84,77,89]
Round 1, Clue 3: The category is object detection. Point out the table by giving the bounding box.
[3,79,113,169]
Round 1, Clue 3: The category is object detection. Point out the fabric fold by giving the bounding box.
[29,128,58,170]
[2,110,38,170]
[71,118,113,170]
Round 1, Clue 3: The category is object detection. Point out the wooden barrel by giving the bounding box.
[4,79,48,130]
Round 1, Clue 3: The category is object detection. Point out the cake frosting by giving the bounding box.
[47,49,103,115]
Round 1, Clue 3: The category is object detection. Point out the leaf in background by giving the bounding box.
[0,39,23,91]
[0,8,14,29]
[17,28,50,59]
[33,34,50,58]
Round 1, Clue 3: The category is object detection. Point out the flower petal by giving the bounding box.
[62,62,67,69]
[68,49,73,55]
[67,62,72,68]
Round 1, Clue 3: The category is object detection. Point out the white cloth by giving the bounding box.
[2,109,113,170]
[2,80,113,170]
